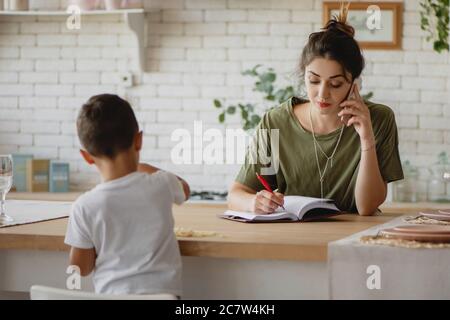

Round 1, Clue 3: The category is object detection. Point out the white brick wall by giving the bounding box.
[0,0,449,195]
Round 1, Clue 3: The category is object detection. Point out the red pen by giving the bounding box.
[256,173,286,210]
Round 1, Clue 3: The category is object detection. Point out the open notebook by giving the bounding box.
[220,196,341,223]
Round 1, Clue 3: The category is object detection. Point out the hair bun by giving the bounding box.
[323,2,355,38]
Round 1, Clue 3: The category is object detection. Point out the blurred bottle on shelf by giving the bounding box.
[393,160,419,202]
[427,152,450,203]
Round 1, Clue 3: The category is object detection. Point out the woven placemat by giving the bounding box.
[403,215,450,225]
[360,235,450,249]
[174,227,223,238]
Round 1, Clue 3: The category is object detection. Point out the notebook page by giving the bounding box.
[280,196,333,217]
[222,210,297,221]
[298,201,339,219]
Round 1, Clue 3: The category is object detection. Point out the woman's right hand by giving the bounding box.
[251,191,285,214]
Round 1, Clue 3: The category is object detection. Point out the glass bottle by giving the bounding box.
[393,160,418,202]
[427,152,450,203]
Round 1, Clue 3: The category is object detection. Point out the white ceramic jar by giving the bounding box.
[104,0,122,10]
[68,0,100,11]
[121,0,143,9]
[4,0,29,11]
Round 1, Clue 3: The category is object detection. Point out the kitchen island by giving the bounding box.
[1,193,447,299]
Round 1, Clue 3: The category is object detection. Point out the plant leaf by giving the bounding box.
[260,71,276,83]
[241,109,248,119]
[227,106,236,114]
[251,114,261,124]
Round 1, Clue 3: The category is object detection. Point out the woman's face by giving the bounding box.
[304,57,353,115]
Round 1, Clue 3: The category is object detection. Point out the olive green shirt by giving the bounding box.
[235,97,404,213]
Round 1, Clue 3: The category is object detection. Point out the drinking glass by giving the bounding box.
[0,155,14,224]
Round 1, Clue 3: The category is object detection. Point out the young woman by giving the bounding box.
[227,4,403,216]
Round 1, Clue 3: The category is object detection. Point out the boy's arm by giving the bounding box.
[69,247,96,277]
[138,163,190,200]
[177,176,191,201]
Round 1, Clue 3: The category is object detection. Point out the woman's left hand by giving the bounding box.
[338,84,375,146]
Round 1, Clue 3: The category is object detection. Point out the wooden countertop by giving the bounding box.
[2,192,449,262]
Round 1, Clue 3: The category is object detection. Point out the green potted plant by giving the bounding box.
[420,0,449,53]
[214,64,373,131]
[213,65,297,131]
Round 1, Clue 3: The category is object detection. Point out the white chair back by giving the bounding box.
[30,285,177,300]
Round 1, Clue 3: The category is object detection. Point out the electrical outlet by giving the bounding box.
[119,72,133,88]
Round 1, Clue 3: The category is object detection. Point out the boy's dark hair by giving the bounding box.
[299,2,365,83]
[77,94,139,159]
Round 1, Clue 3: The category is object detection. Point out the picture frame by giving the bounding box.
[323,2,403,50]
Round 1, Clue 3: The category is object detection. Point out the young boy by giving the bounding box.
[65,94,190,296]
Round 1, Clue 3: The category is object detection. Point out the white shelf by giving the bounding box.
[0,9,147,71]
[0,9,144,16]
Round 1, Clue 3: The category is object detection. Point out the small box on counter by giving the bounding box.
[26,159,50,192]
[11,154,33,192]
[49,161,70,193]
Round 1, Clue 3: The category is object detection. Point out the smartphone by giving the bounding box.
[347,77,362,99]
[340,77,362,125]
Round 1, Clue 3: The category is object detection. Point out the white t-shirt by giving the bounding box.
[64,170,186,296]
